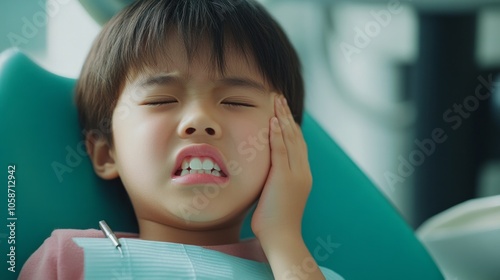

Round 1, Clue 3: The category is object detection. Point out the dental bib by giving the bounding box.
[74,238,343,279]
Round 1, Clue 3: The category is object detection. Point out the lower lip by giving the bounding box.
[171,174,229,186]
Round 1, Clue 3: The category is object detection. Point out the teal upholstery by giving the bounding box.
[0,49,443,280]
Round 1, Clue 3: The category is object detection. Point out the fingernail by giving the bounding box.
[280,97,287,113]
[272,117,279,128]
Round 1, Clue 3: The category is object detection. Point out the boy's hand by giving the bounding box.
[251,94,312,242]
[251,95,325,279]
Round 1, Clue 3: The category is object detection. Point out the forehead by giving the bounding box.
[127,31,266,83]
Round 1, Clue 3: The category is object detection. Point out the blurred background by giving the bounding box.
[1,0,500,236]
[2,1,500,278]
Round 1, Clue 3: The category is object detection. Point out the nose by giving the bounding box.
[177,107,222,139]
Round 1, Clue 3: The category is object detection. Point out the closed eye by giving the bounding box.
[221,102,254,108]
[144,100,178,106]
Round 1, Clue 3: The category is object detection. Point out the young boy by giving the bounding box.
[20,0,343,279]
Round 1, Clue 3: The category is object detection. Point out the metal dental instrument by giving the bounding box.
[99,220,123,257]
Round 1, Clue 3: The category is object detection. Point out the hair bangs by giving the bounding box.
[76,0,304,146]
[119,0,267,82]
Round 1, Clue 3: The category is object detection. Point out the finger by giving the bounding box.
[276,96,299,171]
[275,96,296,151]
[279,97,309,172]
[269,116,290,170]
[277,95,307,171]
[276,96,295,139]
[293,129,311,172]
[281,96,299,137]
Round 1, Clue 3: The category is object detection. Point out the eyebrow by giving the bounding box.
[137,74,266,93]
[138,74,180,88]
[217,77,266,93]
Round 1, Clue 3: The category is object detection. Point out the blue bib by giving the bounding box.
[74,238,344,279]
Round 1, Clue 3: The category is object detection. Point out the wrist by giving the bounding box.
[253,221,302,244]
[257,230,304,251]
[257,233,326,280]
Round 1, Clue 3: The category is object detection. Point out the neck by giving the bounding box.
[137,218,243,246]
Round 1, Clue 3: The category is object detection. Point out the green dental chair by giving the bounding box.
[0,49,443,279]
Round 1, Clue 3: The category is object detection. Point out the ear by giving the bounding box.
[85,134,119,180]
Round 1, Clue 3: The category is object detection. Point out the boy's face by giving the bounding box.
[106,36,277,231]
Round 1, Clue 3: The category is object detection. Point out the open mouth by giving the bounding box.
[174,157,228,177]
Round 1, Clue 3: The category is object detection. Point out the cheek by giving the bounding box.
[230,121,271,179]
[112,114,176,180]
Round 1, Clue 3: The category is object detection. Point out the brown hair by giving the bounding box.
[75,0,304,144]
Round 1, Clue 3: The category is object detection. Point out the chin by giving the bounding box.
[171,207,248,228]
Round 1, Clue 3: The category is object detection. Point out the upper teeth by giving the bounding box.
[179,157,222,177]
